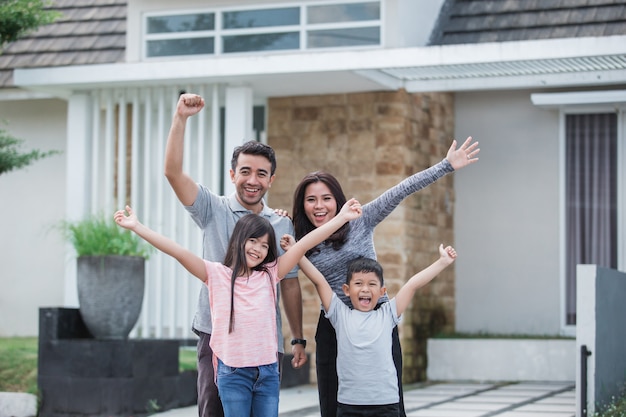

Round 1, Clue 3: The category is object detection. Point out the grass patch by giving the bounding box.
[179,346,197,372]
[0,337,197,395]
[0,337,38,394]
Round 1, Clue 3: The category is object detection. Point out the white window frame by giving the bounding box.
[142,0,383,60]
[532,90,626,337]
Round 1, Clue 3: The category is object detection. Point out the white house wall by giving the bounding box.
[0,98,67,336]
[454,89,562,335]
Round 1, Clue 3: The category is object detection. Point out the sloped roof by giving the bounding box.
[0,0,126,88]
[429,0,626,45]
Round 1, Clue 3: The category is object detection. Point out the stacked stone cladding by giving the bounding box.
[267,89,455,383]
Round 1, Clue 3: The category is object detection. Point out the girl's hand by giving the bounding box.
[439,244,457,264]
[338,197,362,221]
[114,205,139,230]
[280,234,296,251]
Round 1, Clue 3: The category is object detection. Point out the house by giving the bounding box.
[1,0,625,383]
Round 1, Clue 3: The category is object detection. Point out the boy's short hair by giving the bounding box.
[346,257,384,285]
[231,140,277,175]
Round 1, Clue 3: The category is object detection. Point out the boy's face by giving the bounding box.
[342,271,386,312]
[230,153,275,212]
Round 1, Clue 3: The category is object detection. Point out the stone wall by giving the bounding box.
[267,89,456,383]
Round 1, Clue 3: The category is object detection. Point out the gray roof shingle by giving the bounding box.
[429,0,626,45]
[0,0,126,88]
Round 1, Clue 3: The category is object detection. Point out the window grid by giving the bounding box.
[143,0,382,59]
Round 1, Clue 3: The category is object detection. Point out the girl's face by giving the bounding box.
[303,182,338,228]
[244,234,270,268]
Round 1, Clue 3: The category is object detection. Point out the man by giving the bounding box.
[164,93,307,417]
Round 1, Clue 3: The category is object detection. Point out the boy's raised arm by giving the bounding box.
[394,244,457,316]
[280,235,333,311]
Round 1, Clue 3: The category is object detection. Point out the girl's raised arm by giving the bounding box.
[114,205,208,282]
[276,198,362,278]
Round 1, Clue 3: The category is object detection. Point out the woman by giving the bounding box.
[291,137,479,417]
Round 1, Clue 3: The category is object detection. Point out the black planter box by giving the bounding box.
[38,308,197,417]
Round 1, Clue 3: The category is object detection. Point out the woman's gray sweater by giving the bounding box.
[307,159,454,308]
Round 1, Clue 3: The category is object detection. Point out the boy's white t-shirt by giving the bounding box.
[326,294,401,406]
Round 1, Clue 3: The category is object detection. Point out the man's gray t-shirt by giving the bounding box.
[326,294,401,405]
[186,185,298,353]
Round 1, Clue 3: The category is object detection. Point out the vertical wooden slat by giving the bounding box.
[103,91,115,212]
[90,91,101,214]
[116,91,127,209]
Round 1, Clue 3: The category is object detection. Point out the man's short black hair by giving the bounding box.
[346,257,384,286]
[231,140,277,175]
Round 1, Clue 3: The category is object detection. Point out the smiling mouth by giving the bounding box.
[358,296,371,306]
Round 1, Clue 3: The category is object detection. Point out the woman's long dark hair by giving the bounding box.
[292,171,350,256]
[223,214,278,333]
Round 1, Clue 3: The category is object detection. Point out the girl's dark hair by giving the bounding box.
[292,171,349,256]
[223,214,278,333]
[346,257,384,286]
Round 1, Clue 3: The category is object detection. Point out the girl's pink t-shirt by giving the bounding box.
[205,261,281,368]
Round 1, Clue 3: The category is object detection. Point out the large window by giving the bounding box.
[144,1,381,58]
[564,113,619,325]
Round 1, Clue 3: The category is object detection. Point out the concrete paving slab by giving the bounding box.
[151,381,576,417]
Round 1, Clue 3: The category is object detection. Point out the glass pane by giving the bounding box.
[308,2,380,24]
[222,8,299,29]
[308,27,379,48]
[147,38,214,57]
[223,32,299,53]
[564,113,618,325]
[147,13,214,34]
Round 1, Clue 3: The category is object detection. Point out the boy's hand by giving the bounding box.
[439,244,457,264]
[114,205,139,230]
[338,197,362,221]
[280,234,296,251]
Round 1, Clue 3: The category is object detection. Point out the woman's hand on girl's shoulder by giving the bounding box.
[274,208,291,219]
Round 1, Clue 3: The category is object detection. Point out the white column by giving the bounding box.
[64,93,92,307]
[223,86,253,195]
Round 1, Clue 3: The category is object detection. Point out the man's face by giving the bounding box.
[230,153,275,212]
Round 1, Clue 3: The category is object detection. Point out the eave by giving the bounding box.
[11,35,626,99]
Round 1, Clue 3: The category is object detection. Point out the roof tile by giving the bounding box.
[430,0,626,45]
[1,0,126,88]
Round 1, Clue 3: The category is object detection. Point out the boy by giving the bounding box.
[281,236,456,417]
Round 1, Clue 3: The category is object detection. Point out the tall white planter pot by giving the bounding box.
[77,255,145,339]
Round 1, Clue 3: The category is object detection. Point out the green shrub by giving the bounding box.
[594,388,626,417]
[61,214,152,258]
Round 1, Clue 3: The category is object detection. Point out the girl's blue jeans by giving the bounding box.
[216,358,280,417]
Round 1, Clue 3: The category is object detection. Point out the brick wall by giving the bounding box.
[267,89,456,383]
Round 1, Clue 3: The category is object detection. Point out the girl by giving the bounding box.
[114,199,362,417]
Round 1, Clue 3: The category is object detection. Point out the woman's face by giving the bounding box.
[303,182,338,228]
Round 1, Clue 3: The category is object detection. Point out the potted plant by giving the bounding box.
[62,213,152,339]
